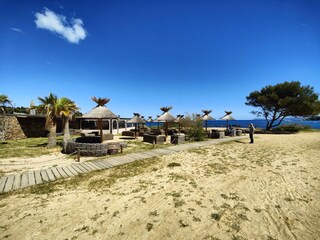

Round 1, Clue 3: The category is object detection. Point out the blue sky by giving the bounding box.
[1,0,319,119]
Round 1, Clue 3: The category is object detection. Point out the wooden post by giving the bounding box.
[77,149,80,162]
[120,145,123,153]
[99,119,103,143]
[153,139,155,148]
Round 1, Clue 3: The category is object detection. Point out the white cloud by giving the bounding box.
[10,28,23,33]
[34,8,87,44]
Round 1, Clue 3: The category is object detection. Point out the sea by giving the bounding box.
[145,119,320,129]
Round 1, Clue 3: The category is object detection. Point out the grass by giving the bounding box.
[0,137,64,159]
[125,140,167,154]
[0,135,169,161]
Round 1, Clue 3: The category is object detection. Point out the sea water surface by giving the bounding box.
[146,119,320,129]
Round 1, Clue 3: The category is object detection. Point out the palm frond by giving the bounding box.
[202,109,212,115]
[160,106,172,112]
[92,97,110,107]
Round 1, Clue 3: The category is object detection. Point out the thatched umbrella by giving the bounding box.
[81,97,118,142]
[219,111,235,128]
[147,116,153,128]
[157,106,176,137]
[176,114,184,134]
[127,113,146,138]
[201,110,215,131]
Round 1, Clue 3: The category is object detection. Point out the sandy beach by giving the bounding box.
[0,132,319,240]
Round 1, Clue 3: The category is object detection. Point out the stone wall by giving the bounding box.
[16,116,48,138]
[0,115,48,140]
[0,116,27,140]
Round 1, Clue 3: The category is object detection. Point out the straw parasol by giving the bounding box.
[201,110,215,131]
[157,106,176,137]
[81,97,118,142]
[147,116,153,128]
[219,111,235,128]
[176,114,184,134]
[127,113,146,138]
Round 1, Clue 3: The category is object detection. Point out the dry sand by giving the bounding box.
[1,132,319,240]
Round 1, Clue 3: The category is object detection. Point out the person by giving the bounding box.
[249,123,255,143]
[228,125,235,136]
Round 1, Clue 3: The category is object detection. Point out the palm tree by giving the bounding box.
[0,94,12,141]
[37,93,79,148]
[37,93,59,148]
[0,94,13,115]
[56,97,79,152]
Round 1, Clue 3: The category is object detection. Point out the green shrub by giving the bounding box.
[183,114,205,141]
[274,124,311,133]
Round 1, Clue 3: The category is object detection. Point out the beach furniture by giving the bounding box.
[171,134,186,144]
[210,130,225,139]
[143,134,165,144]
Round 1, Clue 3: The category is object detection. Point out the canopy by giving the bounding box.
[82,106,118,119]
[220,114,235,121]
[219,112,236,128]
[202,115,215,121]
[81,105,118,142]
[156,111,176,137]
[202,114,215,131]
[127,113,145,138]
[157,112,176,122]
[127,113,146,124]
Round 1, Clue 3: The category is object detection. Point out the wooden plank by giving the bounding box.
[124,154,140,160]
[34,170,43,184]
[56,167,68,178]
[84,161,102,170]
[70,164,85,174]
[45,168,56,182]
[141,151,161,157]
[21,172,29,188]
[51,167,62,179]
[3,175,15,192]
[28,172,36,186]
[13,173,22,190]
[65,165,79,176]
[61,166,75,177]
[112,156,133,163]
[78,163,92,172]
[92,160,109,169]
[74,163,89,173]
[0,176,8,193]
[131,153,150,159]
[81,162,97,171]
[106,159,122,166]
[96,160,113,168]
[40,169,49,182]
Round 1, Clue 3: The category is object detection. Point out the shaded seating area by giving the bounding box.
[65,138,127,156]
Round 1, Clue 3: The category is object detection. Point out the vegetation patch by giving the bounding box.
[167,162,181,168]
[208,163,230,174]
[273,124,311,133]
[0,137,64,159]
[146,223,153,231]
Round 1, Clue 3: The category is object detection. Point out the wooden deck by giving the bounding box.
[0,136,247,193]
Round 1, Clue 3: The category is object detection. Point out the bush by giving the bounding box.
[183,115,205,141]
[273,124,311,133]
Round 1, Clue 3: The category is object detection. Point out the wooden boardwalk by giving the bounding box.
[0,136,246,193]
